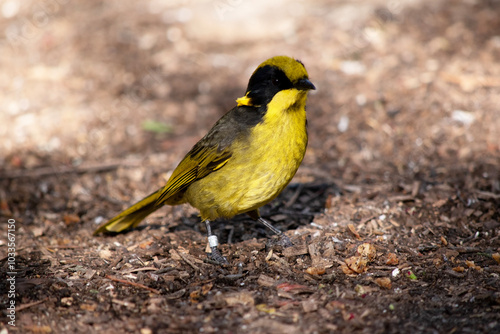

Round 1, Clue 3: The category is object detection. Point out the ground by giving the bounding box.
[1,0,500,333]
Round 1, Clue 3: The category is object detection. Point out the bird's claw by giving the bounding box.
[277,234,293,248]
[207,246,229,266]
[266,233,293,250]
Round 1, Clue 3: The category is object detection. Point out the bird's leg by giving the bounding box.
[257,217,284,235]
[247,209,293,247]
[257,217,293,247]
[205,220,228,265]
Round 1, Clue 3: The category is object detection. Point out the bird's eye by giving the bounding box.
[272,77,279,86]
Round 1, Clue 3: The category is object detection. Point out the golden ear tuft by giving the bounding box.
[236,93,253,107]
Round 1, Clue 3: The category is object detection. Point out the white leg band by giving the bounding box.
[208,235,219,248]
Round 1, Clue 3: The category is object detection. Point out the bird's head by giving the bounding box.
[236,56,315,109]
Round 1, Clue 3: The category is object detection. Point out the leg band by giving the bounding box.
[208,235,219,248]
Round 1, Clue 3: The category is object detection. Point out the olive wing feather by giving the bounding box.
[155,137,232,205]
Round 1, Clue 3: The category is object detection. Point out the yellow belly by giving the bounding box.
[184,91,308,221]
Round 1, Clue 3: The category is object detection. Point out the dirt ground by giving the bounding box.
[1,0,500,333]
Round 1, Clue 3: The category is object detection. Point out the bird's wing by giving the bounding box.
[155,141,232,205]
[156,105,259,205]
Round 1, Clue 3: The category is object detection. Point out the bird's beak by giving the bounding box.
[295,78,316,91]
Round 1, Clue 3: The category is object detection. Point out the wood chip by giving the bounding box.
[440,236,448,246]
[276,282,314,294]
[306,267,326,275]
[493,253,500,264]
[301,299,318,313]
[386,253,399,265]
[257,274,276,287]
[283,244,309,257]
[105,275,160,294]
[223,291,255,307]
[374,277,392,289]
[358,243,376,260]
[347,224,361,240]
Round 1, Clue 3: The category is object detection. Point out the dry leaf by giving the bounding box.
[465,260,482,271]
[355,284,376,296]
[190,290,201,304]
[201,283,213,295]
[0,198,12,215]
[61,297,73,306]
[265,249,273,261]
[492,253,500,264]
[344,255,369,274]
[256,304,276,314]
[386,253,399,265]
[465,260,475,268]
[341,263,358,276]
[24,326,52,334]
[374,277,392,289]
[257,274,276,287]
[80,303,97,311]
[326,300,345,311]
[139,240,154,249]
[440,236,448,246]
[63,213,80,225]
[276,282,313,294]
[224,292,255,307]
[358,243,376,260]
[99,249,114,260]
[432,199,448,208]
[342,243,377,275]
[301,299,318,313]
[306,267,326,275]
[433,258,444,267]
[348,223,361,240]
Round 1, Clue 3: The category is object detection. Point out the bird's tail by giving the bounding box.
[93,188,163,235]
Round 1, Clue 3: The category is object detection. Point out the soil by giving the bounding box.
[1,0,499,333]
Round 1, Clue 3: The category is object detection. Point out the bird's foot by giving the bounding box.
[277,234,293,248]
[206,246,229,266]
[266,233,293,250]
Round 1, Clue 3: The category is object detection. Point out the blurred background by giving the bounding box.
[1,0,498,175]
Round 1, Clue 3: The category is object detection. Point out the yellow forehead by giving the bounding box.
[256,56,309,83]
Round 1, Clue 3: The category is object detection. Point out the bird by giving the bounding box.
[94,55,315,264]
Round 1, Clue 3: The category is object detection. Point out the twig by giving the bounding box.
[449,246,482,253]
[445,269,466,278]
[475,190,500,200]
[109,255,124,269]
[133,254,146,266]
[178,251,203,274]
[45,245,85,249]
[0,159,141,180]
[17,298,48,312]
[155,266,176,274]
[358,215,376,225]
[388,195,415,202]
[105,274,160,294]
[122,266,158,274]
